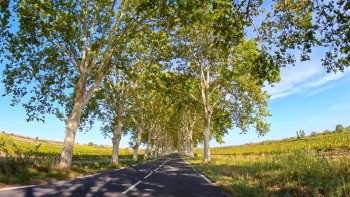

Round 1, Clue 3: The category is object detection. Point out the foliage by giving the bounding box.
[336,124,345,133]
[172,0,281,161]
[263,0,350,72]
[323,129,332,135]
[1,0,350,171]
[309,131,319,137]
[296,129,305,139]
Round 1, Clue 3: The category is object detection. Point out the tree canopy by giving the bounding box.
[1,0,349,166]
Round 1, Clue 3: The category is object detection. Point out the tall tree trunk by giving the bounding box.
[59,103,83,169]
[111,100,124,164]
[154,144,159,158]
[133,128,142,161]
[144,144,149,160]
[189,113,196,158]
[201,65,212,163]
[203,110,211,162]
[58,72,103,169]
[150,144,154,158]
[111,121,122,164]
[189,139,194,158]
[188,129,194,158]
[144,130,151,160]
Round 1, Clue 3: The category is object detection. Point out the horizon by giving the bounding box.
[3,122,348,149]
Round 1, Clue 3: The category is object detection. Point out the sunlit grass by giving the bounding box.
[0,157,143,187]
[188,150,350,196]
[0,133,145,186]
[196,131,350,155]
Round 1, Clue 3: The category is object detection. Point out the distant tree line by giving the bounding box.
[298,123,350,139]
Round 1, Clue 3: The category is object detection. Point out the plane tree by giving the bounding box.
[1,0,171,169]
[262,0,350,72]
[172,0,280,162]
[122,30,172,161]
[90,14,172,164]
[0,0,10,54]
[96,68,129,164]
[156,72,204,157]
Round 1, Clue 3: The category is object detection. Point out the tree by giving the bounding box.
[159,72,209,158]
[323,130,332,135]
[296,129,305,139]
[310,131,318,137]
[262,1,350,72]
[87,142,94,146]
[0,0,10,54]
[335,124,344,133]
[98,68,129,164]
[1,0,167,169]
[172,1,279,162]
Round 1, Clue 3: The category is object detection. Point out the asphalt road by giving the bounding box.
[0,153,230,197]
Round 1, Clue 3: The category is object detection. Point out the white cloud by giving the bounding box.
[306,72,346,87]
[306,84,334,96]
[331,102,350,110]
[269,87,300,99]
[264,62,350,100]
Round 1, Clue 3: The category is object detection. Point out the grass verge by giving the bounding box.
[188,150,350,197]
[0,155,145,188]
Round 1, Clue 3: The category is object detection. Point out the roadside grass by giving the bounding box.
[188,150,350,197]
[0,133,148,187]
[0,155,145,187]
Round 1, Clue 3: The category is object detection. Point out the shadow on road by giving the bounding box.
[3,154,230,197]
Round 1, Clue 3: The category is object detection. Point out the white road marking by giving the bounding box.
[76,172,102,179]
[144,171,153,179]
[201,175,212,184]
[122,181,142,194]
[180,156,214,185]
[121,158,170,193]
[0,185,36,191]
[159,159,168,167]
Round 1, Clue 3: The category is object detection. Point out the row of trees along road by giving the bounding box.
[0,0,349,168]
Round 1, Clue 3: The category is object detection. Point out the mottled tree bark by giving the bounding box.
[59,103,83,169]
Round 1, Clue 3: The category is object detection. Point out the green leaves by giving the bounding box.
[3,0,348,159]
[263,0,350,72]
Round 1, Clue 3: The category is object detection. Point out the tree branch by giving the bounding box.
[79,0,90,73]
[47,38,78,68]
[249,16,267,51]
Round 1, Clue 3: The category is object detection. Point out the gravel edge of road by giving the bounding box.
[180,155,233,197]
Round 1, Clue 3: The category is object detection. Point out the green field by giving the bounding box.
[2,130,350,196]
[1,132,131,155]
[190,131,350,196]
[0,132,143,186]
[195,131,350,156]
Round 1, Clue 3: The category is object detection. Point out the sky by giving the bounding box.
[0,1,350,148]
